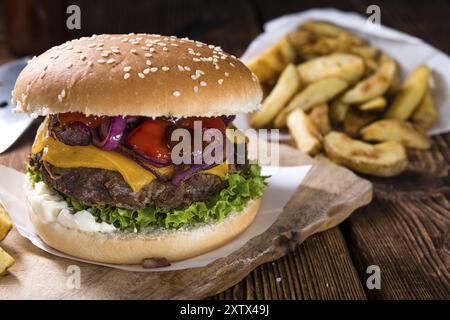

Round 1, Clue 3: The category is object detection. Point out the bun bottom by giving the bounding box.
[28,196,261,264]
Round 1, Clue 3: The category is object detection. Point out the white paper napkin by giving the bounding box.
[0,164,311,272]
[238,8,450,136]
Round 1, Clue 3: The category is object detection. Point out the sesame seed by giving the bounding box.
[43,65,48,70]
[218,79,224,85]
[75,49,82,53]
[66,63,73,69]
[150,67,158,72]
[208,45,215,49]
[196,43,203,47]
[106,58,115,64]
[88,43,96,48]
[191,74,199,80]
[143,68,150,74]
[196,52,201,56]
[124,73,130,79]
[123,66,132,72]
[146,60,152,66]
[80,54,87,60]
[40,71,46,79]
[193,86,199,93]
[200,81,207,87]
[101,53,109,57]
[138,72,145,79]
[60,89,66,98]
[58,95,63,102]
[162,66,170,71]
[229,62,235,67]
[224,72,229,77]
[112,49,120,54]
[149,48,156,52]
[177,65,184,71]
[172,91,181,97]
[131,49,137,54]
[88,61,93,67]
[184,66,191,71]
[98,59,107,64]
[193,58,200,62]
[97,43,104,47]
[163,47,168,52]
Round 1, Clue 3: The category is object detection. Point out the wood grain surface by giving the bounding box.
[0,0,449,300]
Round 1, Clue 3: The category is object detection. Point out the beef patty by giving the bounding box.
[30,153,248,209]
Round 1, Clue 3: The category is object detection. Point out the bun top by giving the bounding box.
[12,34,262,117]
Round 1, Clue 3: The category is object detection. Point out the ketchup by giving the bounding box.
[126,119,172,163]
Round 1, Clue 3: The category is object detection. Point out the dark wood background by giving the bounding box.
[0,0,449,299]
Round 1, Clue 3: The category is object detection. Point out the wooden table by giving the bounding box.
[0,0,448,299]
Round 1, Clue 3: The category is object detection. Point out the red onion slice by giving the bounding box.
[142,257,171,268]
[92,116,126,151]
[222,115,236,126]
[53,122,92,146]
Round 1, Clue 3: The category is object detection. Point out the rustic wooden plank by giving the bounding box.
[214,227,367,300]
[342,134,450,300]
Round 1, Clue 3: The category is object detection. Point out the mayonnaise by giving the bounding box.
[26,180,116,233]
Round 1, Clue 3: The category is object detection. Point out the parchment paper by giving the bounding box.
[0,164,311,272]
[236,8,450,136]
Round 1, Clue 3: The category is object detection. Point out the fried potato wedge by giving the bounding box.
[358,96,387,111]
[342,57,397,104]
[309,103,331,135]
[247,37,296,85]
[0,247,14,276]
[0,206,12,241]
[287,109,322,156]
[411,89,438,131]
[344,109,378,137]
[250,64,301,128]
[287,30,313,52]
[324,131,408,177]
[350,45,379,60]
[274,77,348,128]
[297,53,365,84]
[330,97,350,124]
[385,64,430,120]
[300,21,363,45]
[361,119,431,149]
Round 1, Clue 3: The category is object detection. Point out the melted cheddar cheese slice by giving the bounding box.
[32,117,228,192]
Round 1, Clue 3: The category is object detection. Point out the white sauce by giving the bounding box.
[26,180,116,233]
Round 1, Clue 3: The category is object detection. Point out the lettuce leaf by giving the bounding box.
[27,164,268,231]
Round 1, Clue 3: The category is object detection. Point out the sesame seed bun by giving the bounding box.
[12,34,262,117]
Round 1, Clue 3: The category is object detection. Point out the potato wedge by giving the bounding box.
[350,45,379,60]
[411,89,438,131]
[250,64,301,128]
[0,205,12,241]
[309,103,331,135]
[361,119,431,149]
[300,21,363,45]
[324,131,408,177]
[274,77,348,128]
[0,247,14,276]
[287,30,313,52]
[330,97,350,123]
[385,64,430,120]
[287,109,322,156]
[344,109,378,137]
[247,37,296,85]
[342,57,397,104]
[297,53,365,84]
[358,96,387,111]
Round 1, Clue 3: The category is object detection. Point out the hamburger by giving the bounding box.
[12,34,266,265]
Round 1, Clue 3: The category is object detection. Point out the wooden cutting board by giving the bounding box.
[0,144,372,299]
